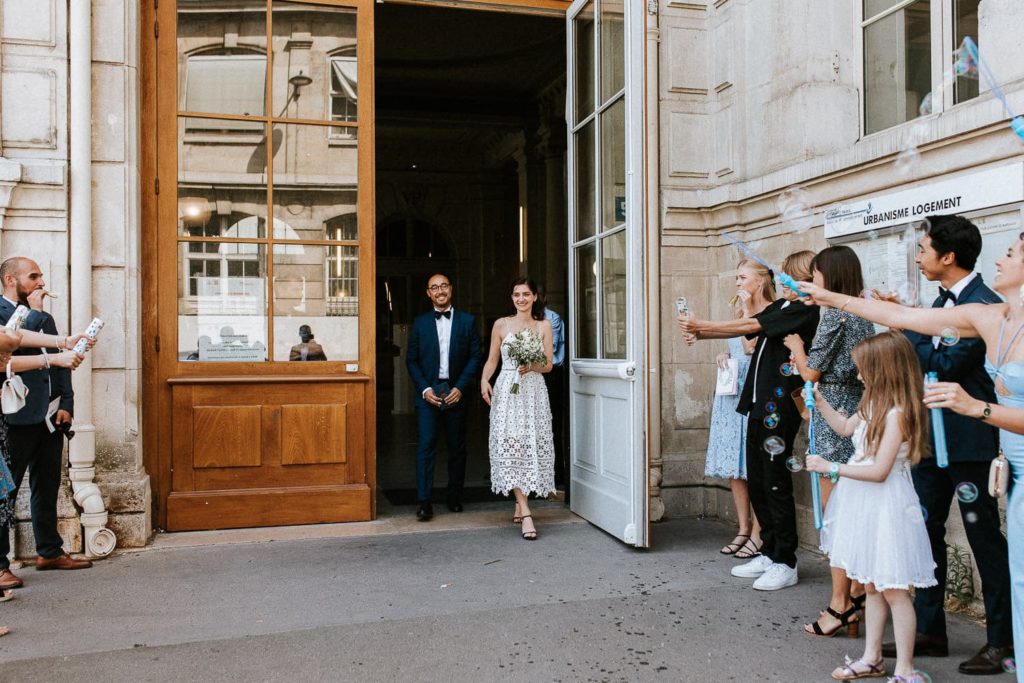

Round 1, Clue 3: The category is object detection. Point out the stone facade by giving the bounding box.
[2,0,149,554]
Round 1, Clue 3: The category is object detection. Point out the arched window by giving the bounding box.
[183,47,266,132]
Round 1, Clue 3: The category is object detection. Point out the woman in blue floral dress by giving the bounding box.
[704,260,774,558]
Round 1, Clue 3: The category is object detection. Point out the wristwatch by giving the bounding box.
[828,462,840,483]
[979,402,992,421]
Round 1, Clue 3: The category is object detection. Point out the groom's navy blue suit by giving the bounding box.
[406,309,482,504]
[904,274,1012,649]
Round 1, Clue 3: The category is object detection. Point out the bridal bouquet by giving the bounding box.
[505,328,547,394]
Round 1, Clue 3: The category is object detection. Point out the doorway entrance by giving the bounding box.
[373,3,570,508]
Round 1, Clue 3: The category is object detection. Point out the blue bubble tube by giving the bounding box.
[925,372,949,468]
[722,233,809,298]
[804,380,824,530]
[961,37,1024,144]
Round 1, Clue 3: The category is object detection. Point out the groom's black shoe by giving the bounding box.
[958,645,1013,675]
[882,634,948,658]
[416,503,433,521]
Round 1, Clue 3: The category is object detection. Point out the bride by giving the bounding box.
[480,278,556,541]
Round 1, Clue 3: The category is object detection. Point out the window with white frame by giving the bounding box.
[185,213,264,297]
[325,214,358,315]
[328,52,358,140]
[862,0,980,136]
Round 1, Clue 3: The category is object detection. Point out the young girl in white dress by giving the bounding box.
[805,331,935,682]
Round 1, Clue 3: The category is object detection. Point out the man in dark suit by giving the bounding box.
[884,215,1012,674]
[405,273,482,521]
[0,257,90,595]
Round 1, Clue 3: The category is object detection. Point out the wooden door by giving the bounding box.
[150,0,376,531]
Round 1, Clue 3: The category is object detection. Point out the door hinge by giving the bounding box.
[155,335,160,352]
[154,177,160,195]
[647,0,658,14]
[154,20,159,39]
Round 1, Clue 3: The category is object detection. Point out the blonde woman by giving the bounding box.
[704,260,774,559]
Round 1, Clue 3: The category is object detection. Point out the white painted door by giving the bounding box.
[566,0,647,547]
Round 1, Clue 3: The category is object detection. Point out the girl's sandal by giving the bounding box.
[734,538,762,559]
[0,626,9,638]
[0,589,13,603]
[719,534,750,555]
[521,515,538,541]
[805,605,860,638]
[831,657,886,680]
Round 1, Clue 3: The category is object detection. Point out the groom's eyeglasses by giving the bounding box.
[428,283,451,292]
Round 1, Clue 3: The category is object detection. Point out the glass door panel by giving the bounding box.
[272,243,359,361]
[567,0,646,547]
[174,0,367,365]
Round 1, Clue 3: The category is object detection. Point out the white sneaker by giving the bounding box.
[730,554,773,578]
[752,562,798,591]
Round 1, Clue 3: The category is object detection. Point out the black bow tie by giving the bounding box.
[938,288,957,305]
[434,309,451,320]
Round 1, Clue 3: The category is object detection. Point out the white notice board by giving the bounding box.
[829,209,1022,306]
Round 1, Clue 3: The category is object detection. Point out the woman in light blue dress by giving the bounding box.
[799,237,1024,681]
[702,260,774,558]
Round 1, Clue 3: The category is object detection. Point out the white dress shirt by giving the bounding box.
[422,307,454,399]
[932,272,976,349]
[436,306,453,380]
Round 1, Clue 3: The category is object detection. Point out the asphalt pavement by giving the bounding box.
[0,509,994,682]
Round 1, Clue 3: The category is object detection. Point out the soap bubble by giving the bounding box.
[955,481,979,503]
[867,230,879,241]
[919,92,934,116]
[779,363,793,377]
[965,511,979,524]
[763,436,786,456]
[765,401,778,413]
[773,386,785,398]
[939,327,960,346]
[907,504,927,522]
[895,148,921,176]
[778,187,814,234]
[1003,658,1016,673]
[763,413,780,429]
[785,456,802,472]
[952,45,978,79]
[907,671,933,683]
[897,282,919,306]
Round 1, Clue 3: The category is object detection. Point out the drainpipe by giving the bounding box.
[645,2,664,522]
[68,0,115,557]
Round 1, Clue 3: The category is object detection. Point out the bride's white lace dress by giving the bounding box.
[488,335,556,497]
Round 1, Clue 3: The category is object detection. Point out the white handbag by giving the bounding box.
[1,361,28,415]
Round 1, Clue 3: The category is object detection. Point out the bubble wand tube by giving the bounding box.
[961,37,1024,143]
[722,233,809,298]
[925,371,949,468]
[804,381,824,530]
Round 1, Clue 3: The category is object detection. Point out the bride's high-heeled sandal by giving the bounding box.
[520,515,538,540]
[513,503,523,524]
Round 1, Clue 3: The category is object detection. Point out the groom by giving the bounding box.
[406,273,482,521]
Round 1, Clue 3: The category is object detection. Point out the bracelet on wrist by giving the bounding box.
[839,296,853,312]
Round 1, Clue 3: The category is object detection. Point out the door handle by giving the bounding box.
[571,360,637,381]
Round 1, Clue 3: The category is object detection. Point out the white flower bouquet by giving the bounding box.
[505,328,547,394]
